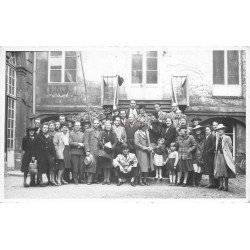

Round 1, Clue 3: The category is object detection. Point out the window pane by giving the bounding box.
[50,70,62,82]
[132,54,142,70]
[228,51,239,85]
[213,51,224,84]
[65,57,76,69]
[65,70,76,82]
[65,51,76,56]
[51,51,62,57]
[147,57,157,70]
[50,56,62,68]
[147,51,157,57]
[146,71,157,84]
[132,70,142,84]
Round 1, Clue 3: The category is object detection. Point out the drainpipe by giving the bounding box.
[32,52,36,124]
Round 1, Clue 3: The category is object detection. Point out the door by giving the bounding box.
[129,51,162,100]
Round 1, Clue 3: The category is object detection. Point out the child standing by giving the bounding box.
[166,142,178,185]
[153,138,167,180]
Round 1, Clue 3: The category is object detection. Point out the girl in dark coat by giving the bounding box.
[33,123,56,187]
[202,125,216,188]
[98,121,118,185]
[21,127,38,187]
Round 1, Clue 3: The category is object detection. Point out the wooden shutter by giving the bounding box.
[213,51,224,85]
[227,51,239,85]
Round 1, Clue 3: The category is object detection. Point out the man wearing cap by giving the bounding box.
[113,143,138,186]
[69,121,85,184]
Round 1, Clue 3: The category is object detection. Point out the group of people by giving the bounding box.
[21,100,236,191]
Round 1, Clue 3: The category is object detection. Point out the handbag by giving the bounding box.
[98,149,112,160]
[29,160,37,174]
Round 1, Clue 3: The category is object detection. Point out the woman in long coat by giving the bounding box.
[21,127,38,187]
[134,122,154,185]
[98,121,118,184]
[214,124,236,191]
[84,119,102,184]
[33,122,56,187]
[202,125,216,188]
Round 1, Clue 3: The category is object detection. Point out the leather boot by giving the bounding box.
[223,178,228,191]
[38,173,46,187]
[217,177,224,190]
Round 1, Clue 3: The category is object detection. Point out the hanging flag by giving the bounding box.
[118,75,124,86]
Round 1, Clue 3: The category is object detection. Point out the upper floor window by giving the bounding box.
[49,51,77,83]
[213,50,240,85]
[131,51,158,84]
[6,52,16,97]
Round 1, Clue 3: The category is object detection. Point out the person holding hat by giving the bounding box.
[192,125,205,187]
[176,125,197,187]
[214,124,236,191]
[113,143,138,186]
[134,122,154,185]
[21,126,38,187]
[53,122,72,185]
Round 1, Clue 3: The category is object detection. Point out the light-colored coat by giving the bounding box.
[134,129,154,172]
[215,134,236,174]
[53,132,69,159]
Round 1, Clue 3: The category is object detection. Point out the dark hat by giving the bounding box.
[179,125,187,130]
[121,143,129,151]
[191,116,202,122]
[26,126,38,133]
[60,122,69,129]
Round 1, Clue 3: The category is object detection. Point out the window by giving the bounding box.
[5,52,16,150]
[213,50,240,85]
[49,51,77,83]
[131,51,158,84]
[212,50,241,97]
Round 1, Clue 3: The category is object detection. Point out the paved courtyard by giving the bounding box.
[4,173,246,199]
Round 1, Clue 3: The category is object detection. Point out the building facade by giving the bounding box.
[5,49,246,169]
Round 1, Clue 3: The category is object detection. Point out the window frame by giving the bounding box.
[48,51,77,84]
[212,50,242,97]
[131,51,159,85]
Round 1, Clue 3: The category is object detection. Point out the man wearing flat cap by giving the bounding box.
[113,143,138,186]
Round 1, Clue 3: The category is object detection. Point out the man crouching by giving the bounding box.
[113,143,138,187]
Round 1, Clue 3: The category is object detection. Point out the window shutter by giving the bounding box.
[227,51,239,85]
[213,51,224,85]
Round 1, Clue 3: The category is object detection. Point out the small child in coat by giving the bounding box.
[153,138,167,180]
[166,142,179,185]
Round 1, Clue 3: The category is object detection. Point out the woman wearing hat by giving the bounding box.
[214,124,236,191]
[176,125,197,186]
[21,126,38,187]
[53,122,72,185]
[98,121,118,185]
[193,125,205,186]
[134,122,154,185]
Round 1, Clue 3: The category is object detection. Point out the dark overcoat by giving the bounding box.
[202,134,215,175]
[21,136,36,173]
[161,125,177,148]
[148,121,162,145]
[33,133,56,174]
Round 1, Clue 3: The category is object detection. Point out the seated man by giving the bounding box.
[113,143,138,187]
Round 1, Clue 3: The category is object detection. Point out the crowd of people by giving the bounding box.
[21,100,236,191]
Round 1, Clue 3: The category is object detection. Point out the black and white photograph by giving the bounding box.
[2,48,247,199]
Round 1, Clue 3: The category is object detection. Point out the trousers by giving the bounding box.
[71,155,85,182]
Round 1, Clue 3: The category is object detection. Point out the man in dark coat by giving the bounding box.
[148,113,162,147]
[33,122,56,187]
[126,100,139,119]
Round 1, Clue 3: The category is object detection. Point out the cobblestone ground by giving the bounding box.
[4,174,246,199]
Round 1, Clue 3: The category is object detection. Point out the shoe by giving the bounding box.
[74,181,78,185]
[182,183,186,187]
[93,180,100,184]
[51,181,58,186]
[117,181,122,186]
[57,181,62,186]
[139,182,145,186]
[131,182,136,187]
[39,182,47,187]
[61,180,68,185]
[218,186,224,190]
[223,187,228,191]
[206,184,214,189]
[177,182,181,186]
[107,181,111,185]
[87,182,91,185]
[143,181,150,186]
[159,177,163,181]
[79,180,86,184]
[155,177,158,180]
[102,181,106,185]
[23,183,29,188]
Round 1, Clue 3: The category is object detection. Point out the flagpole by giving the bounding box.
[79,51,92,126]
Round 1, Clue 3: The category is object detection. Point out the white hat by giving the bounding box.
[215,124,227,131]
[193,125,203,130]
